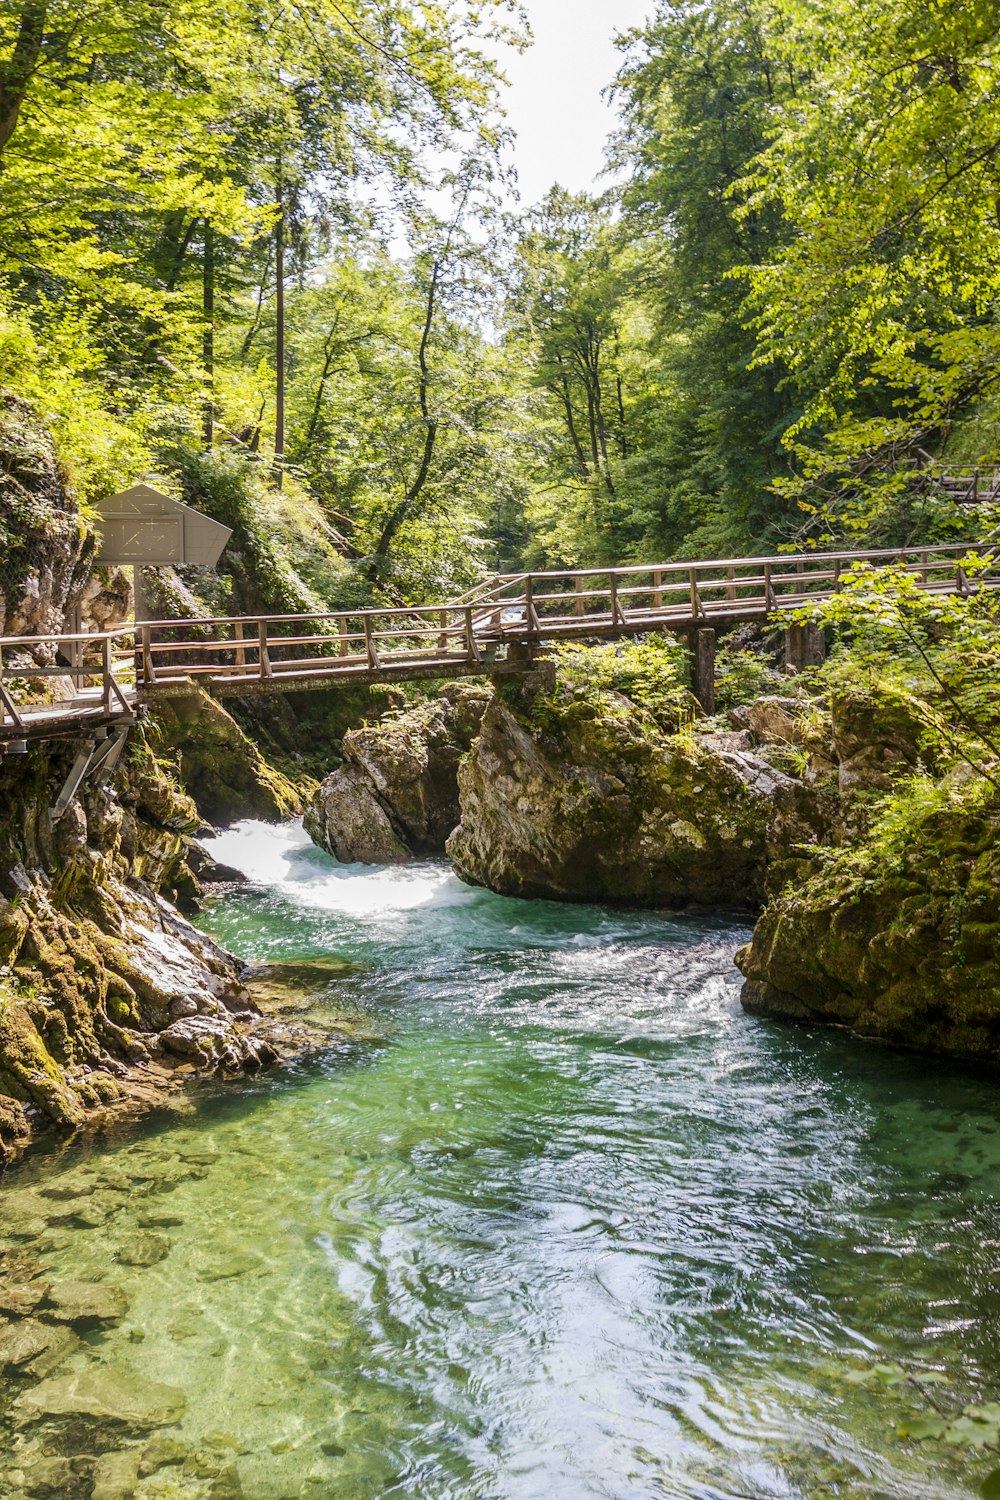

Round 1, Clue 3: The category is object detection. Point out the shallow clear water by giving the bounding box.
[2,821,999,1498]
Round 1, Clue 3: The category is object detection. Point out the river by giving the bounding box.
[0,819,998,1498]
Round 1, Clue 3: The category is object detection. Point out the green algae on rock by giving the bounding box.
[152,687,302,827]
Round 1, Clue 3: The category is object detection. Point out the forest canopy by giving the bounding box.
[1,0,998,601]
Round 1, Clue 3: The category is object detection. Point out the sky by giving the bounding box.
[497,0,655,205]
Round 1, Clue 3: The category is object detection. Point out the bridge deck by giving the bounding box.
[1,541,995,743]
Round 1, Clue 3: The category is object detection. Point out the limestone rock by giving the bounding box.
[447,691,827,908]
[41,1279,130,1327]
[0,395,92,642]
[92,1449,143,1500]
[306,684,491,863]
[14,1366,185,1428]
[154,687,302,826]
[0,1278,50,1316]
[737,804,1000,1060]
[115,1231,171,1267]
[0,1317,79,1377]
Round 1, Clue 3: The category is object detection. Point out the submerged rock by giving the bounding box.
[13,1366,185,1428]
[0,1317,79,1377]
[41,1280,129,1328]
[305,684,491,863]
[447,690,827,908]
[115,1231,171,1267]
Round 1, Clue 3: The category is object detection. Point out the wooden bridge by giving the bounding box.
[1,541,996,759]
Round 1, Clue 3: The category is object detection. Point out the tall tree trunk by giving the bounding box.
[366,260,441,584]
[274,165,285,490]
[553,357,589,478]
[0,2,46,159]
[203,221,215,449]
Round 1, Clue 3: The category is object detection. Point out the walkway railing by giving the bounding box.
[472,542,999,641]
[1,541,997,737]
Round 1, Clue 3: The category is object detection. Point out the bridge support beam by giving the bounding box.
[688,627,716,715]
[784,623,826,673]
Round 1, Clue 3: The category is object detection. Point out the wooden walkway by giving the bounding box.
[1,541,997,744]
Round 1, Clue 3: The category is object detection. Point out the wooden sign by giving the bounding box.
[94,484,232,567]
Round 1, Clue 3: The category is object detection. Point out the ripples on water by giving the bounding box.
[1,819,999,1498]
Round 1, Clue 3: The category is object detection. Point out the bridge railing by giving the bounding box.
[473,542,999,638]
[2,542,998,728]
[0,627,138,731]
[135,603,492,688]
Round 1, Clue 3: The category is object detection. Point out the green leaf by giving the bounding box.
[979,1468,1000,1498]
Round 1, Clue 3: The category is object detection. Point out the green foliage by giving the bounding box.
[845,1360,1000,1495]
[549,636,694,733]
[807,560,1000,786]
[714,640,787,709]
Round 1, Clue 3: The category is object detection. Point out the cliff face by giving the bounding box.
[0,399,290,1160]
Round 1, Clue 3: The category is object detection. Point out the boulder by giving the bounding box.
[305,684,491,863]
[13,1367,185,1428]
[41,1280,129,1328]
[447,690,829,908]
[737,804,1000,1060]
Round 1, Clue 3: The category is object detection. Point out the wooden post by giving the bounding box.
[234,620,246,669]
[258,621,272,680]
[465,606,480,664]
[688,569,700,620]
[726,566,736,603]
[338,616,350,657]
[101,636,113,710]
[609,573,621,626]
[764,562,774,611]
[140,625,155,686]
[693,628,716,713]
[525,576,536,634]
[363,614,379,669]
[438,608,449,650]
[785,623,826,671]
[575,576,585,617]
[653,570,663,611]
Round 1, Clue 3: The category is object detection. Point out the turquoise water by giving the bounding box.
[1,820,999,1498]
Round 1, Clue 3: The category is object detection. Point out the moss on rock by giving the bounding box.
[447,683,828,908]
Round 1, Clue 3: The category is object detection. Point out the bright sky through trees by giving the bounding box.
[502,0,654,203]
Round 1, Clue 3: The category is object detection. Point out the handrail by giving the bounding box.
[490,541,987,584]
[1,541,998,734]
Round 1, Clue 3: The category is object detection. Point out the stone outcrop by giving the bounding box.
[0,396,92,643]
[737,803,1000,1060]
[447,687,830,907]
[305,684,492,863]
[0,737,279,1161]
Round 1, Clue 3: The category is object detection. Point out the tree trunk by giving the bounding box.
[0,2,46,159]
[274,167,285,490]
[203,221,215,449]
[366,261,441,584]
